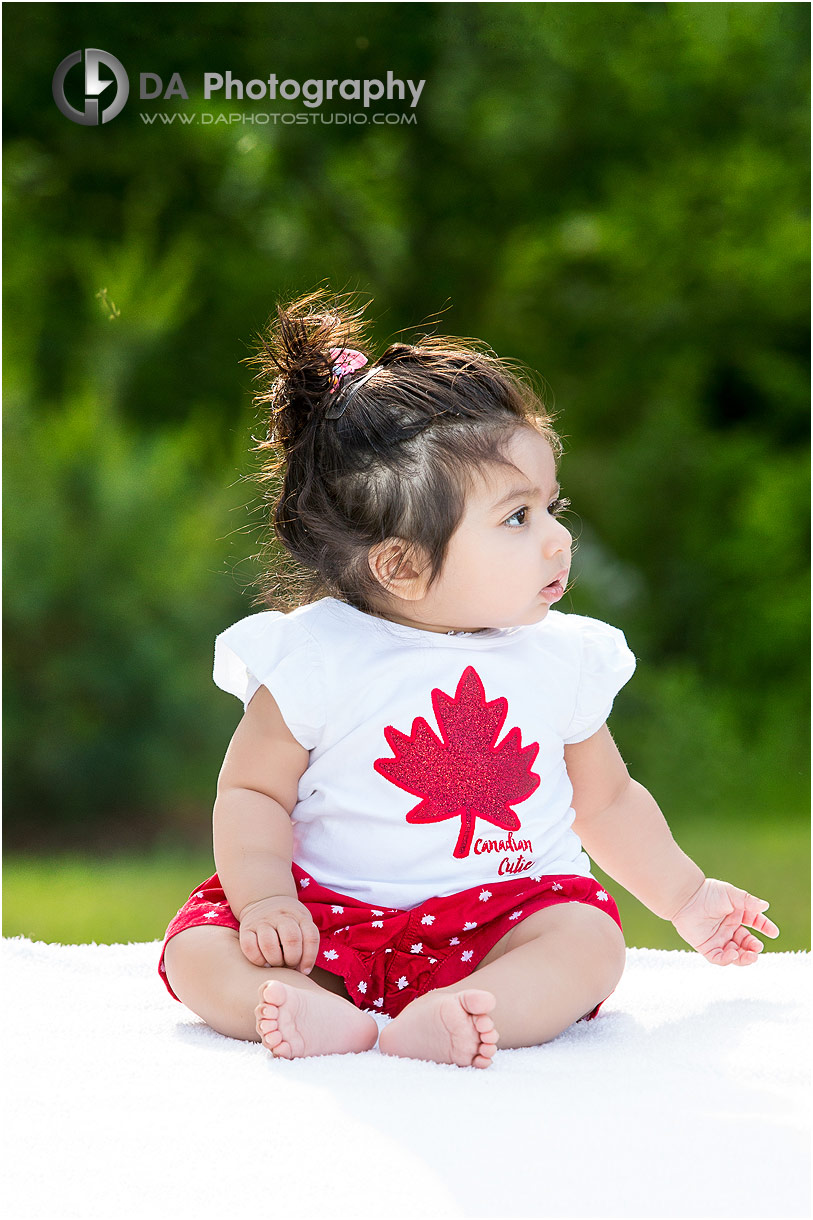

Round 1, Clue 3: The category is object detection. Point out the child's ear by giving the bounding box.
[367,538,429,600]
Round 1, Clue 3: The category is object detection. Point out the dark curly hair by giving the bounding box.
[242,286,562,616]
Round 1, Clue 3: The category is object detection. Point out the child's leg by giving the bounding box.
[378,901,625,1066]
[163,925,378,1057]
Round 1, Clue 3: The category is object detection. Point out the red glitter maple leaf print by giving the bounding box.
[374,666,541,859]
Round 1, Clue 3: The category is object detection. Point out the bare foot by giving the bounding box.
[378,988,499,1069]
[255,980,379,1059]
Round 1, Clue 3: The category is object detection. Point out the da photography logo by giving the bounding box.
[53,49,129,125]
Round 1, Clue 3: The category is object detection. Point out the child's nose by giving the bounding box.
[545,518,572,557]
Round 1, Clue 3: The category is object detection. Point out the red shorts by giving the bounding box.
[159,865,622,1020]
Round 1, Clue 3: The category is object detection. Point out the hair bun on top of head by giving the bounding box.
[242,288,375,446]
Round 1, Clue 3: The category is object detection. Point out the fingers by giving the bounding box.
[746,906,780,939]
[717,885,781,943]
[679,880,779,967]
[706,923,770,967]
[732,923,771,966]
[300,919,321,974]
[756,915,780,938]
[729,889,780,938]
[707,941,739,966]
[239,927,267,967]
[240,915,320,972]
[240,921,289,968]
[268,916,303,969]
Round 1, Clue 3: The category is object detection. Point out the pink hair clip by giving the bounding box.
[324,347,378,419]
[328,347,368,394]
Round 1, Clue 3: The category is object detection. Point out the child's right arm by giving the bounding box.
[213,684,319,974]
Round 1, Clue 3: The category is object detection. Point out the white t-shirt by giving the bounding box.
[213,597,636,909]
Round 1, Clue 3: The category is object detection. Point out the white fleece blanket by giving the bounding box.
[2,937,809,1220]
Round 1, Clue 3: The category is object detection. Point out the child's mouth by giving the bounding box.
[540,572,568,604]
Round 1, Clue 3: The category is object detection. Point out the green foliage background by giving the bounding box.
[3,3,809,946]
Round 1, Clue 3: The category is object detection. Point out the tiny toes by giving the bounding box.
[460,989,496,1015]
[261,981,286,1004]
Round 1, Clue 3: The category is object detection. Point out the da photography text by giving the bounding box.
[142,70,425,109]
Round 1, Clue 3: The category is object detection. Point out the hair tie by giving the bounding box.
[324,347,378,419]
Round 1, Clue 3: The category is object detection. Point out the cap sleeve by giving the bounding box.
[213,611,324,751]
[563,618,636,745]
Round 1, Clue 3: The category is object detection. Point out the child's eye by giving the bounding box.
[503,506,528,528]
[504,497,571,528]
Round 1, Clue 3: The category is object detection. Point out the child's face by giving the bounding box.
[387,428,572,634]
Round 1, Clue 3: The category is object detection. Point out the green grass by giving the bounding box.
[2,850,216,945]
[2,818,809,950]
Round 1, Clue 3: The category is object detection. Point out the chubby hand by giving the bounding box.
[238,895,320,973]
[671,878,780,966]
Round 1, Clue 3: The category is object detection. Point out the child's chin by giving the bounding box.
[513,602,552,626]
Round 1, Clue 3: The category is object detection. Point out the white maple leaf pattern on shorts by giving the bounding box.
[372,920,383,928]
[373,998,384,1007]
[397,977,408,990]
[371,910,384,917]
[463,922,477,931]
[357,981,367,994]
[299,878,310,887]
[596,890,609,902]
[421,914,435,925]
[322,949,339,960]
[410,943,423,954]
[479,890,492,902]
[193,892,205,899]
[449,937,460,946]
[551,882,563,891]
[331,905,344,914]
[461,950,474,962]
[509,910,523,921]
[202,910,219,920]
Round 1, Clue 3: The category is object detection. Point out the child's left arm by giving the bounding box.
[565,725,780,965]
